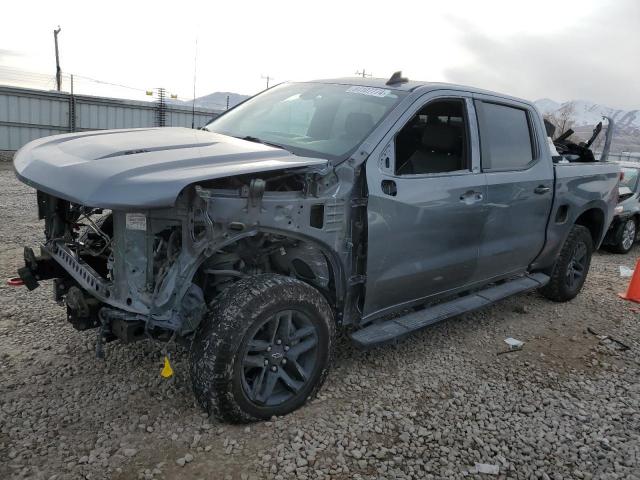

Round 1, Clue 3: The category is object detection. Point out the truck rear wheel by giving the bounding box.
[539,225,593,302]
[189,274,335,423]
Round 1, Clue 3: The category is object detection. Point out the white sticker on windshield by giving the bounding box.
[126,213,147,231]
[346,86,391,98]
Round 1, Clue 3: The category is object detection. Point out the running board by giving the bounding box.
[350,273,550,349]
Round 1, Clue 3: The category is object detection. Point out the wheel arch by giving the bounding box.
[574,206,606,247]
[531,203,608,272]
[195,227,348,317]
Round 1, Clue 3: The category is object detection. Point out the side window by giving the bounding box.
[477,102,534,170]
[395,99,469,175]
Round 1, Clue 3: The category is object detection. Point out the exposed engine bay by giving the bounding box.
[19,164,365,349]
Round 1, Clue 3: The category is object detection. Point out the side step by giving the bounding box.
[350,273,549,349]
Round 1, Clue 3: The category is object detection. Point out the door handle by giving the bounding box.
[381,179,397,197]
[459,190,483,204]
[534,185,551,194]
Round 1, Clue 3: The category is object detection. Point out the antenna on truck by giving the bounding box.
[386,71,408,86]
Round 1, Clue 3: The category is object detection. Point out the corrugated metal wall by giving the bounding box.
[0,85,219,151]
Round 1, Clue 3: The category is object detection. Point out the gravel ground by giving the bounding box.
[1,161,639,480]
[0,151,15,162]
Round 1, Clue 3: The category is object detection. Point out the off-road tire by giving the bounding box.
[189,273,335,423]
[607,218,636,254]
[539,225,593,302]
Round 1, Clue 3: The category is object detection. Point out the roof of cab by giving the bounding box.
[306,76,535,107]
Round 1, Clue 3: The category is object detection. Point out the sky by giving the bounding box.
[1,0,638,109]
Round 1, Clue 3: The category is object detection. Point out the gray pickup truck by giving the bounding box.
[13,74,619,422]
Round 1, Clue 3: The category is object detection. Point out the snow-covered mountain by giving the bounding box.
[539,99,640,130]
[534,98,562,116]
[534,98,640,153]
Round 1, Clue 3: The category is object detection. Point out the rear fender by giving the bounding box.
[531,201,608,272]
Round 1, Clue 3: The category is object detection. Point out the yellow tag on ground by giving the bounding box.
[161,356,174,378]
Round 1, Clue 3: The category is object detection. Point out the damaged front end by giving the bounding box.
[19,189,214,345]
[17,161,361,349]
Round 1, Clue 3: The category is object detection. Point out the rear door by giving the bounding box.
[363,91,488,319]
[473,96,554,280]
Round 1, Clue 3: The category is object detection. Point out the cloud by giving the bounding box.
[444,0,640,109]
[0,48,20,59]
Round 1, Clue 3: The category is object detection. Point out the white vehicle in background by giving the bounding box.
[602,162,640,253]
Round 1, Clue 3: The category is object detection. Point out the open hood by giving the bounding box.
[14,127,328,209]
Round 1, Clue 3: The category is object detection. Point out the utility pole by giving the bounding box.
[155,88,167,127]
[54,26,62,91]
[191,35,198,129]
[261,74,272,89]
[355,69,372,78]
[69,74,76,132]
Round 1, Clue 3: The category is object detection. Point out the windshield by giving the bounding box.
[621,167,639,190]
[205,83,406,161]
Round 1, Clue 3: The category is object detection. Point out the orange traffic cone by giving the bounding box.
[619,259,640,303]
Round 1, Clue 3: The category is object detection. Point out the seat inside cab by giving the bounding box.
[395,99,469,175]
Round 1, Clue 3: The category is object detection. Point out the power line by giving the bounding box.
[70,73,148,93]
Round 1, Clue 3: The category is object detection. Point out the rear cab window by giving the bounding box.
[475,100,536,171]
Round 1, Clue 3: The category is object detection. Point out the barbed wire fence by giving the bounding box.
[0,66,227,154]
[0,65,228,110]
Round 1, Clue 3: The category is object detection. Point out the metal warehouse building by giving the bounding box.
[0,85,219,151]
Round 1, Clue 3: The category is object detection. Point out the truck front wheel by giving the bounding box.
[539,225,594,302]
[189,274,335,423]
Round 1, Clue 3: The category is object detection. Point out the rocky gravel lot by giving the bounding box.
[1,160,639,480]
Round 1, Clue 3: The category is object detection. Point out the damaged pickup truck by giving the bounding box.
[13,74,619,422]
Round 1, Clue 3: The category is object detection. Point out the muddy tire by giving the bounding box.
[189,274,335,423]
[539,225,593,302]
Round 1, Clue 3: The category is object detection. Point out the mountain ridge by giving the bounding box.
[534,98,640,131]
[172,91,250,111]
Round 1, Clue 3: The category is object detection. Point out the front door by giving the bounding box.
[363,93,488,319]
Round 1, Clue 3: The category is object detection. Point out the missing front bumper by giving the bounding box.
[17,246,65,290]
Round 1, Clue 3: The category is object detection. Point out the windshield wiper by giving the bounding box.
[237,135,294,154]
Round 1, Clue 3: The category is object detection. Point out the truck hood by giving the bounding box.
[14,127,328,209]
